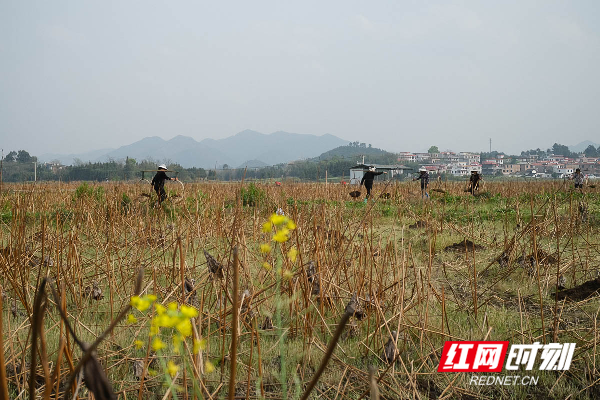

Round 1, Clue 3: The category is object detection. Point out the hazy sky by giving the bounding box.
[1,1,599,156]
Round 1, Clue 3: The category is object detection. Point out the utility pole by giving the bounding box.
[34,161,37,182]
[1,149,3,193]
[489,138,492,153]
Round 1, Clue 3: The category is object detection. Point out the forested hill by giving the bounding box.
[312,145,399,164]
[273,145,410,181]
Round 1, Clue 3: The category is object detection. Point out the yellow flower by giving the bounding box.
[127,314,138,324]
[153,314,177,328]
[262,262,272,271]
[173,334,182,353]
[283,269,294,281]
[167,301,178,311]
[155,303,166,315]
[270,214,287,226]
[287,247,298,263]
[176,319,192,337]
[148,369,158,377]
[134,340,144,349]
[205,360,215,373]
[262,222,272,233]
[272,228,290,243]
[130,295,157,312]
[151,337,166,351]
[130,296,150,312]
[193,338,207,354]
[167,360,179,377]
[150,325,159,336]
[286,220,296,230]
[181,304,198,318]
[260,243,271,254]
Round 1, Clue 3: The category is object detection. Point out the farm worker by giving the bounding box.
[468,170,482,195]
[571,168,584,190]
[413,168,429,199]
[360,166,386,201]
[151,164,176,203]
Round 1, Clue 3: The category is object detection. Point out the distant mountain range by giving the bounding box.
[569,140,600,153]
[38,135,599,168]
[39,130,348,168]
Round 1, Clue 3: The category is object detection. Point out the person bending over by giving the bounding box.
[413,168,429,199]
[468,170,482,195]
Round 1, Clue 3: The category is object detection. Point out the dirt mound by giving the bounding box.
[431,188,446,194]
[444,239,485,252]
[409,220,428,229]
[349,191,362,198]
[516,250,557,267]
[556,278,600,301]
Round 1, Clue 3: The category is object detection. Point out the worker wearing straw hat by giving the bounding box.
[151,164,177,204]
[360,166,386,202]
[413,167,429,199]
[571,168,584,191]
[468,169,482,195]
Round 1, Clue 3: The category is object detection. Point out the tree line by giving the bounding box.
[521,143,600,158]
[0,157,210,183]
[3,150,37,163]
[4,141,594,183]
[1,150,410,183]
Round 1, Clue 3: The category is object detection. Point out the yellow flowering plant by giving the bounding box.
[259,213,299,397]
[260,213,297,260]
[129,295,212,399]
